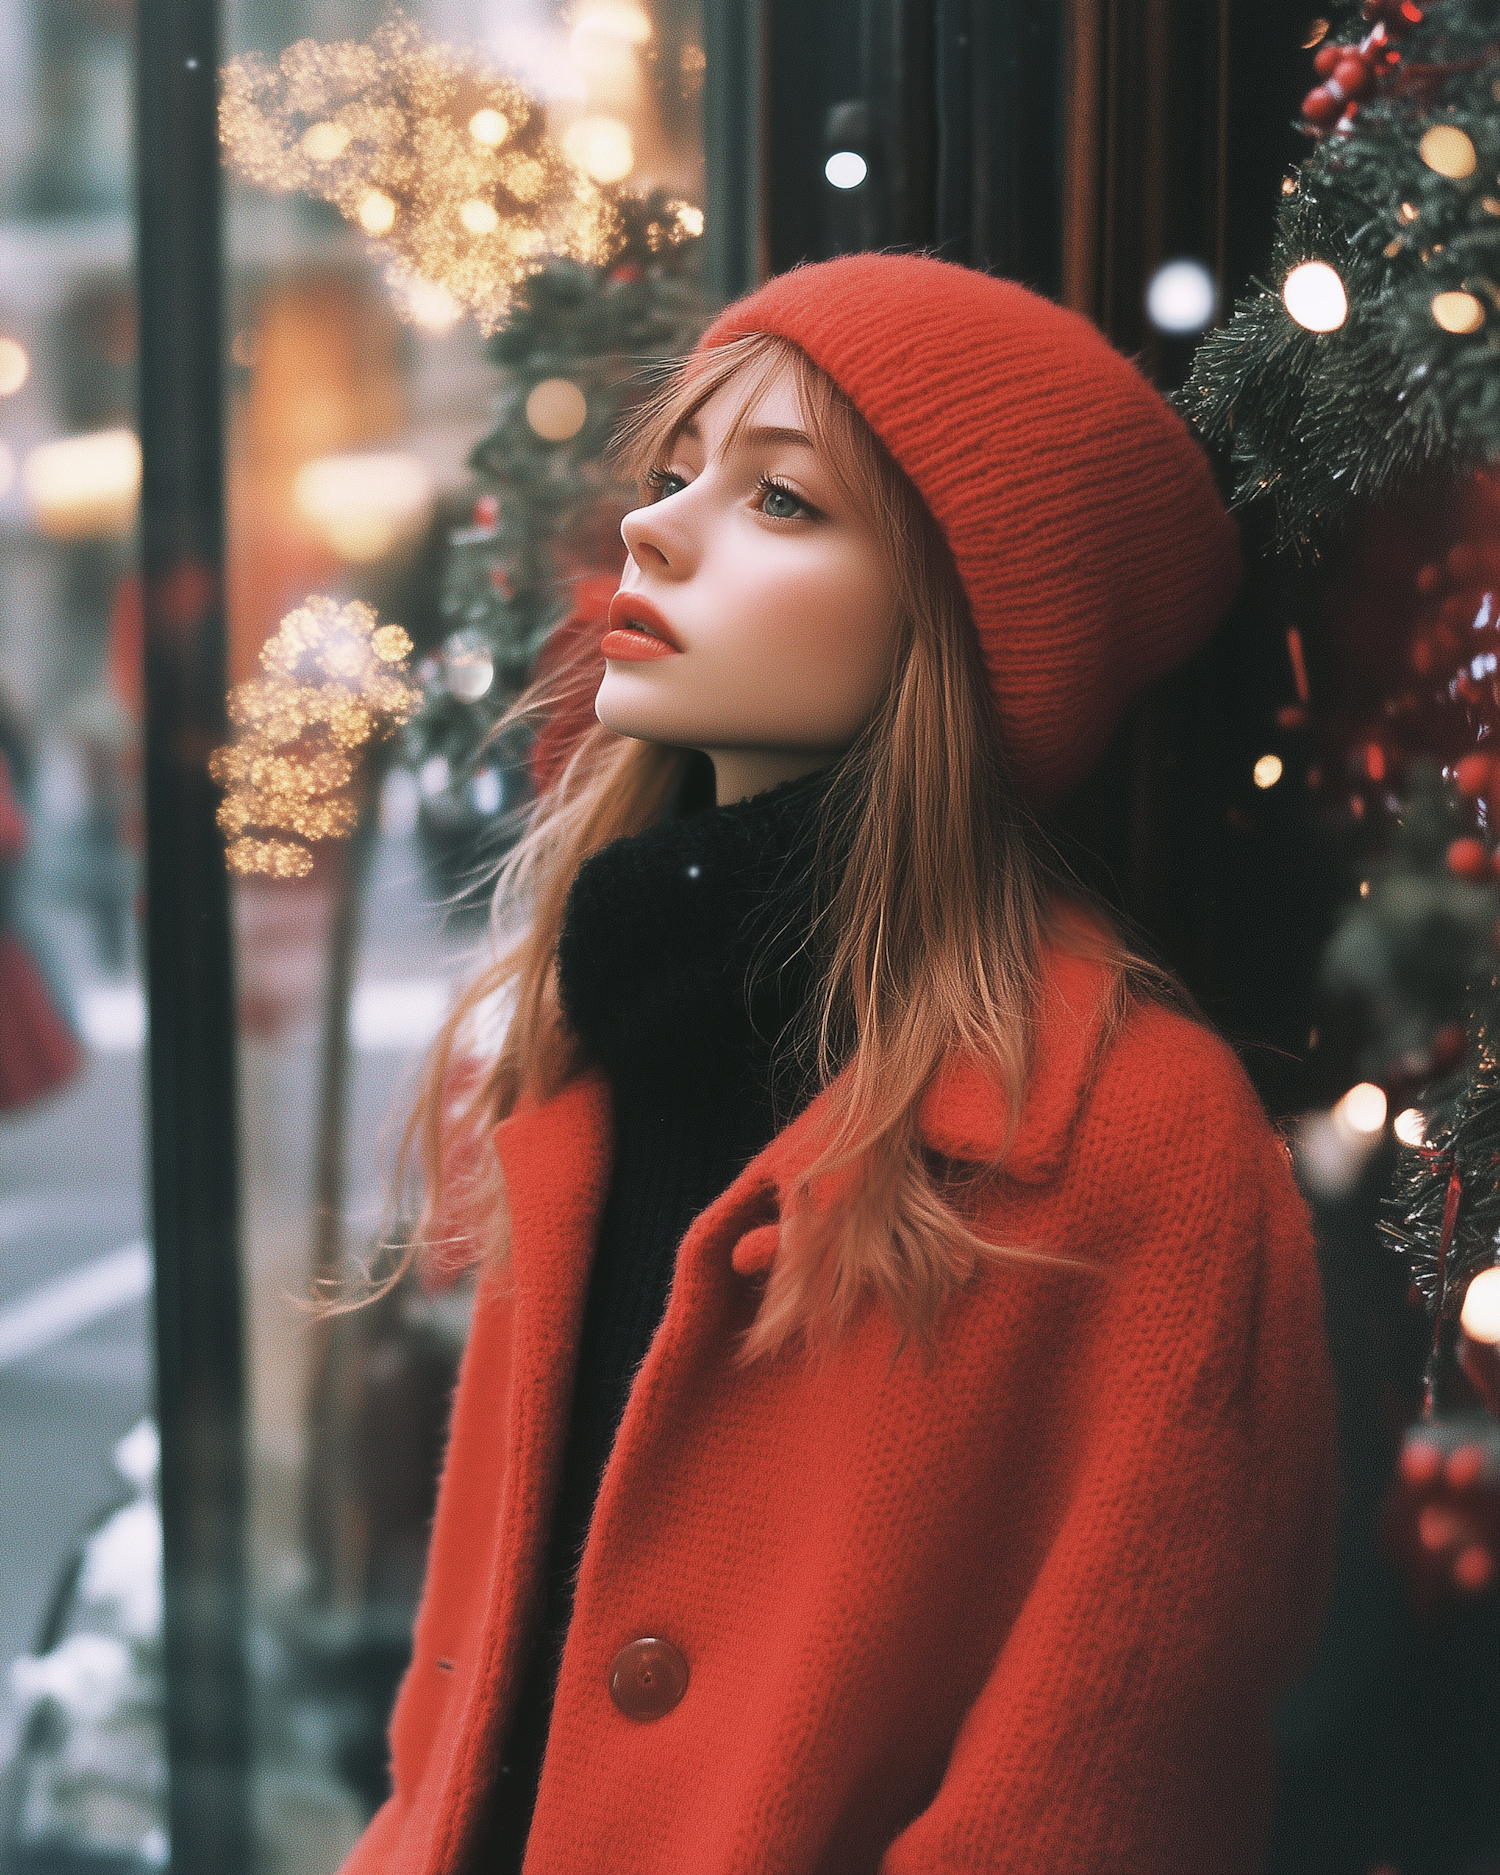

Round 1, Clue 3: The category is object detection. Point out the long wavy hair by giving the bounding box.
[398,332,1175,1360]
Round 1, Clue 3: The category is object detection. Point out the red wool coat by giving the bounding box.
[342,951,1338,1875]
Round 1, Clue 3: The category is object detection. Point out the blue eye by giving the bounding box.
[646,467,687,501]
[758,478,807,520]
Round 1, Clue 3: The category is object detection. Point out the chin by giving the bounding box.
[595,672,694,746]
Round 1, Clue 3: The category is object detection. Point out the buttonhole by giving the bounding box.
[436,1657,454,1671]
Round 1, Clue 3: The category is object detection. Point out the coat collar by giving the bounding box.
[915,947,1113,1180]
[495,943,1113,1288]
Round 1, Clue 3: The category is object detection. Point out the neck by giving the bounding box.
[703,746,839,806]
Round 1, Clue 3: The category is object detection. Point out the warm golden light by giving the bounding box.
[211,596,421,878]
[1253,752,1284,789]
[525,377,588,442]
[563,115,634,183]
[459,198,500,234]
[301,119,350,160]
[1283,261,1348,333]
[1420,124,1478,180]
[0,338,30,397]
[1461,1267,1500,1345]
[1433,290,1485,334]
[292,451,433,562]
[358,189,397,234]
[468,107,509,147]
[1337,1082,1388,1135]
[674,202,705,238]
[570,5,652,55]
[1393,1107,1427,1147]
[399,279,462,330]
[23,429,141,539]
[220,19,618,333]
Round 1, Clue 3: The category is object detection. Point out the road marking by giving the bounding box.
[0,1242,151,1370]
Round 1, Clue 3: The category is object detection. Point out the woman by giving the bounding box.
[344,253,1337,1874]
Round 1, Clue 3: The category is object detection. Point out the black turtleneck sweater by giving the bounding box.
[471,763,829,1870]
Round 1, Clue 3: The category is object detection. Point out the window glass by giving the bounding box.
[0,0,157,1866]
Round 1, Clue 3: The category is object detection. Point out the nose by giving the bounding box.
[621,496,689,575]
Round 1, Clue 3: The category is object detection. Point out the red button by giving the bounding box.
[609,1637,688,1721]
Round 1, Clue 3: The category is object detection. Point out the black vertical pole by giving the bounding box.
[136,0,250,1860]
[702,0,765,302]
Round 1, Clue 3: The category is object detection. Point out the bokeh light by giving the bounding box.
[563,115,634,183]
[211,596,420,878]
[23,429,141,538]
[1336,1082,1388,1135]
[1282,260,1348,333]
[1461,1266,1500,1345]
[824,151,867,190]
[0,337,31,396]
[1393,1107,1427,1147]
[1253,753,1284,789]
[292,452,433,562]
[1420,124,1478,180]
[221,18,617,332]
[1145,259,1217,335]
[1433,290,1485,335]
[525,377,587,441]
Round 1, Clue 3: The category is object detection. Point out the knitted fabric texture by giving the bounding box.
[476,768,827,1867]
[699,252,1243,800]
[340,956,1338,1875]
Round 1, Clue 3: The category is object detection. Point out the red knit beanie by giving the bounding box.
[698,253,1242,801]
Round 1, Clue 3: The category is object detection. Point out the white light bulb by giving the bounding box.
[1145,259,1217,335]
[825,151,868,190]
[1461,1266,1500,1345]
[1336,1082,1387,1135]
[1282,261,1348,333]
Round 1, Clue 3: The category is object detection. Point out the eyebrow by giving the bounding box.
[678,419,815,451]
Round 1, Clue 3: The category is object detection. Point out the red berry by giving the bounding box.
[1455,752,1494,797]
[1333,54,1372,96]
[1416,561,1443,595]
[1412,637,1434,674]
[473,494,498,528]
[1313,44,1342,78]
[1302,85,1342,126]
[1449,836,1489,879]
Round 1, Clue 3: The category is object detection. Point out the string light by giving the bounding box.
[1282,260,1348,332]
[220,17,619,333]
[1253,752,1284,788]
[1420,124,1478,180]
[1393,1107,1426,1146]
[1461,1266,1500,1344]
[468,107,509,147]
[1433,289,1486,334]
[211,596,420,878]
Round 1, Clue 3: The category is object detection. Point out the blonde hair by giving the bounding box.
[399,334,1171,1358]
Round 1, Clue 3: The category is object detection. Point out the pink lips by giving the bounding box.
[602,590,683,661]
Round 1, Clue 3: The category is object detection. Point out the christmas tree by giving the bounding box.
[1186,0,1500,1406]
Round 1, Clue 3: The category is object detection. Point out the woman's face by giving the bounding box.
[596,364,902,804]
